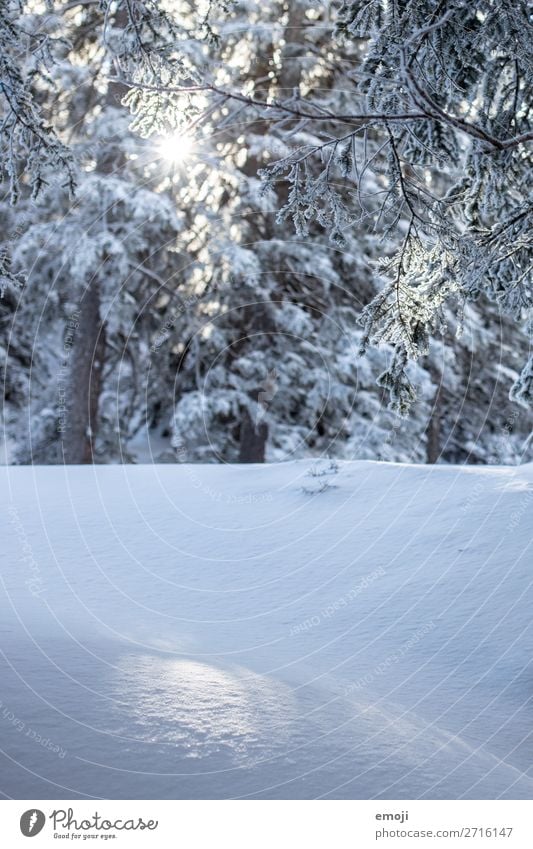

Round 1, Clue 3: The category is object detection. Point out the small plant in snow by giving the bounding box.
[302,458,340,494]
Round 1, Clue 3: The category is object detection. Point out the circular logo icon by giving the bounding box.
[20,810,46,837]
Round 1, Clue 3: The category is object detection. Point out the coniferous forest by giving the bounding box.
[1,0,532,467]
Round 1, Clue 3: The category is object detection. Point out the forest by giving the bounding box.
[1,0,531,467]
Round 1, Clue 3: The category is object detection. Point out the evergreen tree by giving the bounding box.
[122,0,531,416]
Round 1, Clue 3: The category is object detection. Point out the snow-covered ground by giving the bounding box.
[1,460,532,799]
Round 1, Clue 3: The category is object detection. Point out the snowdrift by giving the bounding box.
[1,460,532,799]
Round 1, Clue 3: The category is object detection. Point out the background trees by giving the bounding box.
[1,0,531,466]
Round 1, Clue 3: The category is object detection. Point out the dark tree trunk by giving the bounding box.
[238,409,268,463]
[62,282,106,464]
[61,13,127,465]
[425,405,441,464]
[425,365,444,464]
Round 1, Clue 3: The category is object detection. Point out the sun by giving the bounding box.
[156,133,194,164]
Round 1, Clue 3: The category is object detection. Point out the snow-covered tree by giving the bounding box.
[1,2,185,463]
[125,0,533,462]
[117,0,531,415]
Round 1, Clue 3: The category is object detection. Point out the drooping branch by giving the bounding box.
[117,77,533,151]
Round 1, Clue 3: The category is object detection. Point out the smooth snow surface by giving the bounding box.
[1,460,532,799]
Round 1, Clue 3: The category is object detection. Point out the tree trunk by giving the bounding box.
[425,365,444,464]
[238,408,268,463]
[62,282,106,463]
[62,8,127,464]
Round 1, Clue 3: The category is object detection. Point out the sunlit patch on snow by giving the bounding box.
[113,655,297,761]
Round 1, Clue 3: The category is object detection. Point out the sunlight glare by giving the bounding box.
[157,133,194,164]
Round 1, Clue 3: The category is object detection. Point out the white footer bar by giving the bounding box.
[1,800,531,848]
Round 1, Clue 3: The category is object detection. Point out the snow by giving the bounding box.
[1,459,532,799]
